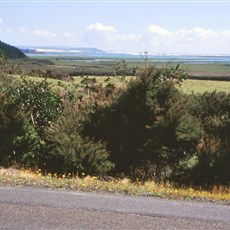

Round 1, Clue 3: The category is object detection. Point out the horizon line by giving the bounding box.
[1,1,230,3]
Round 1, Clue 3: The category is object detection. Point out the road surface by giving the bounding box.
[0,186,229,229]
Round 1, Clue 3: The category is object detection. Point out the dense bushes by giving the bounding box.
[45,108,114,175]
[0,77,58,167]
[0,55,229,186]
[80,66,229,186]
[82,67,203,181]
[184,92,230,186]
[0,53,115,175]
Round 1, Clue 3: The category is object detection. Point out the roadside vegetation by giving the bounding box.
[0,168,229,204]
[0,51,229,201]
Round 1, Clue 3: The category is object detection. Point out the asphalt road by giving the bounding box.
[0,186,229,229]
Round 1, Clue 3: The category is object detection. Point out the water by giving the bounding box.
[147,55,230,64]
[24,48,230,64]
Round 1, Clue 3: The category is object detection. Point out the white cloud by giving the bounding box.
[84,22,143,52]
[0,18,12,36]
[83,22,230,54]
[86,23,116,33]
[140,25,230,54]
[62,32,76,39]
[33,29,56,38]
[148,25,172,36]
[18,26,27,34]
[191,27,217,38]
[27,23,230,54]
[222,30,230,37]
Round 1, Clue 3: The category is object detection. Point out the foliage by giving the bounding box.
[0,53,23,165]
[0,40,26,59]
[184,92,230,186]
[82,65,203,182]
[45,107,114,175]
[10,77,64,135]
[0,87,43,167]
[115,59,128,77]
[29,69,72,81]
[0,55,63,167]
[1,51,229,187]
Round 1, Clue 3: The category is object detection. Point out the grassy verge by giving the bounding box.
[0,167,229,204]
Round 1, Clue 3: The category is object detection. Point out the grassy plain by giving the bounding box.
[9,56,230,78]
[9,55,230,95]
[180,79,230,94]
[22,75,230,94]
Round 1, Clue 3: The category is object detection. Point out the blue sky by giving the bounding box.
[0,1,230,54]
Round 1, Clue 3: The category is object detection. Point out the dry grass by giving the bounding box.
[180,79,230,94]
[0,167,229,204]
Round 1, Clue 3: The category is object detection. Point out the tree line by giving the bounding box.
[0,41,26,59]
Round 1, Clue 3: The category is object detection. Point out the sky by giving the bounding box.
[0,0,230,54]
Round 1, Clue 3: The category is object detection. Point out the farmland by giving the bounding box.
[8,55,230,94]
[24,75,230,95]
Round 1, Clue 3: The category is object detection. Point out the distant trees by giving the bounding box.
[0,40,26,59]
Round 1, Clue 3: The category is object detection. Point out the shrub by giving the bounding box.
[45,107,114,175]
[82,66,203,182]
[11,77,64,135]
[0,57,63,167]
[184,92,230,186]
[0,88,44,167]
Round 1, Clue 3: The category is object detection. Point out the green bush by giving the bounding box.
[0,93,44,167]
[11,77,63,135]
[45,108,114,175]
[184,92,230,186]
[0,57,63,167]
[82,66,204,181]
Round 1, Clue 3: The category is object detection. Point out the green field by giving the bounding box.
[22,75,230,95]
[9,56,230,76]
[9,56,230,94]
[180,79,230,94]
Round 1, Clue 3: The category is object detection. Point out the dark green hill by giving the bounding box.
[0,41,26,59]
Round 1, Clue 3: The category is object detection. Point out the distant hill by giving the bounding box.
[0,41,26,59]
[19,46,106,55]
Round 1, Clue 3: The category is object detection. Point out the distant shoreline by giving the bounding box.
[19,46,230,64]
